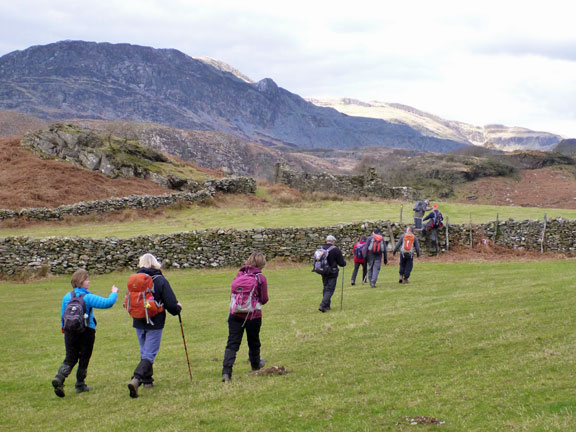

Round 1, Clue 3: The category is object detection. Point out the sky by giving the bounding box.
[1,0,575,137]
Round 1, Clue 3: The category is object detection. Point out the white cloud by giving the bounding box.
[1,0,575,137]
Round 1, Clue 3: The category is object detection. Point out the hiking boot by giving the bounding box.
[351,281,355,286]
[222,373,231,383]
[398,277,403,284]
[143,383,154,389]
[128,378,140,398]
[370,283,376,288]
[252,358,266,371]
[318,307,327,313]
[403,278,410,284]
[52,377,65,398]
[75,382,92,393]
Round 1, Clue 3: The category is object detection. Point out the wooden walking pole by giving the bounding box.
[400,204,403,224]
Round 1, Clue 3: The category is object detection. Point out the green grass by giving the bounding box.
[1,260,576,431]
[2,197,576,239]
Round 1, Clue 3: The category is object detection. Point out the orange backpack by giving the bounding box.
[124,273,164,325]
[401,232,415,254]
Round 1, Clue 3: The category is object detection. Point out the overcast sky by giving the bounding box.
[1,0,575,137]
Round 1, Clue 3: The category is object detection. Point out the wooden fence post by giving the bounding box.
[541,213,547,253]
[469,213,473,247]
[445,216,450,251]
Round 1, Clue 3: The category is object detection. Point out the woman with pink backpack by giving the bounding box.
[350,235,368,285]
[221,252,269,382]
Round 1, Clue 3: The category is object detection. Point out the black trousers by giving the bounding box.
[399,253,414,280]
[351,261,367,284]
[222,314,262,376]
[62,328,96,382]
[320,274,338,309]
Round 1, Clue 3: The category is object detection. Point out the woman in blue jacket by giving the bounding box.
[52,268,118,397]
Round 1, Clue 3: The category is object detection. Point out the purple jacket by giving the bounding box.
[231,265,269,320]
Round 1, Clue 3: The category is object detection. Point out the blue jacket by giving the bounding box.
[60,287,118,330]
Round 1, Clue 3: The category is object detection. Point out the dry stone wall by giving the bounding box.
[1,218,573,275]
[275,163,415,200]
[0,177,255,222]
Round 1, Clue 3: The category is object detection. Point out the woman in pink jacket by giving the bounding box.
[222,252,269,382]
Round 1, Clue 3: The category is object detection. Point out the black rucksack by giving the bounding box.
[62,291,88,333]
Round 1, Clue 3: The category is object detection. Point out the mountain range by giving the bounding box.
[0,40,563,155]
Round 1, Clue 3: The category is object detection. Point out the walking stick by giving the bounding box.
[340,267,345,311]
[178,313,193,381]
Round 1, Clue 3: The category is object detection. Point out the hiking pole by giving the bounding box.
[340,267,345,311]
[178,313,193,381]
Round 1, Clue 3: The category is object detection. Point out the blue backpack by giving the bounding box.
[353,242,366,259]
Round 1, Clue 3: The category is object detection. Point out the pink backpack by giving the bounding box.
[229,271,262,319]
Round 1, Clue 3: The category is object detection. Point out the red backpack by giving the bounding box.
[124,273,164,325]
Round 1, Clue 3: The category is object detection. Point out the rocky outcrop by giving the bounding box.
[0,41,466,152]
[21,124,213,190]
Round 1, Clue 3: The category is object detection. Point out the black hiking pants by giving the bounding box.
[222,314,262,377]
[320,274,338,309]
[351,261,367,284]
[62,328,96,382]
[399,253,414,280]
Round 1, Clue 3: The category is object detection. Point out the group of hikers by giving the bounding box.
[51,200,443,396]
[52,251,269,397]
[315,200,444,312]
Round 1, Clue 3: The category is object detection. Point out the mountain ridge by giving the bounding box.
[307,98,563,151]
[0,40,465,153]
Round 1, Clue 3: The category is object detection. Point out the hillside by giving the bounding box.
[455,166,576,209]
[0,137,170,209]
[0,40,465,152]
[309,98,563,151]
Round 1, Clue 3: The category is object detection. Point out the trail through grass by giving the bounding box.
[1,259,575,431]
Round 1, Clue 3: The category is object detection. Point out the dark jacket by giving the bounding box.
[423,209,443,228]
[322,243,346,277]
[365,234,388,264]
[231,265,269,320]
[133,267,181,330]
[393,233,421,257]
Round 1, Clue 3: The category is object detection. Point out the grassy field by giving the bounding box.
[2,259,575,431]
[2,196,576,239]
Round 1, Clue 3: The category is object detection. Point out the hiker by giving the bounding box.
[317,235,346,312]
[393,226,421,284]
[222,252,269,382]
[423,204,444,255]
[351,235,368,285]
[365,229,388,288]
[128,253,182,398]
[413,199,430,230]
[51,269,118,398]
